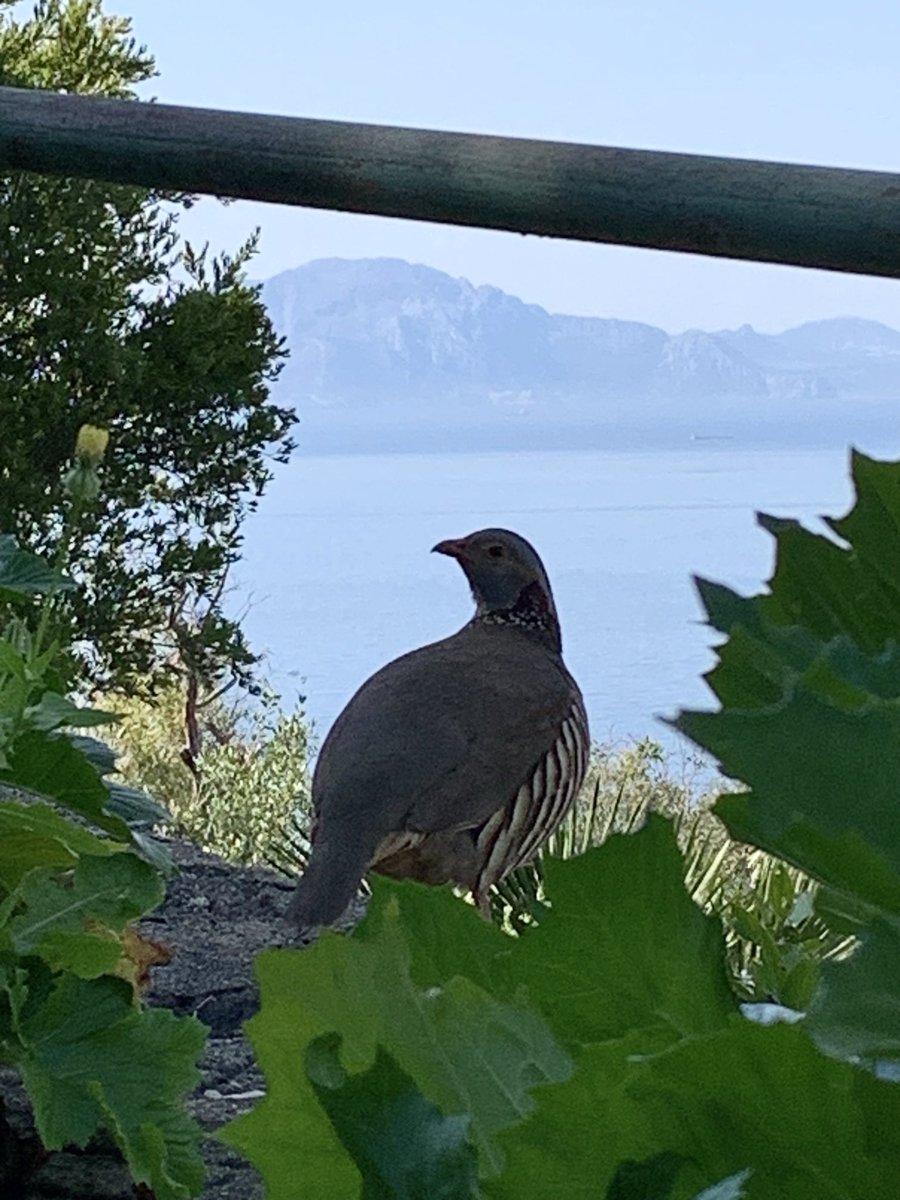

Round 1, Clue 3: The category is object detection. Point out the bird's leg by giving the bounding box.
[474,889,493,920]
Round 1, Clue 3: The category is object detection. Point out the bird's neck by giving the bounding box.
[473,580,562,653]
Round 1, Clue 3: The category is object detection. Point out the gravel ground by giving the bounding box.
[1,840,304,1200]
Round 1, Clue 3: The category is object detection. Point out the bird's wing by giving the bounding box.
[312,626,578,841]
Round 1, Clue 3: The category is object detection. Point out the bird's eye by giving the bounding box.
[488,544,505,558]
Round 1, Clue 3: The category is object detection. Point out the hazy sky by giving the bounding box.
[105,3,900,330]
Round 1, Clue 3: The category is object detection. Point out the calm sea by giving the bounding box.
[232,443,881,753]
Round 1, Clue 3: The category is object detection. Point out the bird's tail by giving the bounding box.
[283,830,373,933]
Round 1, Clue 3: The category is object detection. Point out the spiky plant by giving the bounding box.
[494,738,855,1007]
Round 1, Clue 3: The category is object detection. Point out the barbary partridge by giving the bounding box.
[285,528,589,929]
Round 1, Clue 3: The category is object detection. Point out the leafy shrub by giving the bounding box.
[0,534,205,1200]
[105,681,312,865]
[0,0,294,694]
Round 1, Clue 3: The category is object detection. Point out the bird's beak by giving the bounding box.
[432,537,468,560]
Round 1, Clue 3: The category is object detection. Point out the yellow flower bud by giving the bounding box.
[66,425,109,502]
[74,425,110,467]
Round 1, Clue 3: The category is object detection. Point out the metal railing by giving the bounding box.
[1,84,899,278]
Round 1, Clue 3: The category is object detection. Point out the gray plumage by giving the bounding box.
[285,528,589,930]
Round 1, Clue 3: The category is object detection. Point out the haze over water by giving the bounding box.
[232,440,890,754]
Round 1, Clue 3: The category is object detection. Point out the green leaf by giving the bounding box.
[36,928,123,978]
[24,692,118,732]
[605,1151,685,1199]
[693,577,758,636]
[807,917,900,1065]
[222,884,572,1194]
[511,816,735,1046]
[692,577,828,711]
[681,455,900,917]
[225,821,735,1195]
[0,535,75,601]
[0,800,124,891]
[9,853,163,975]
[813,884,874,937]
[488,1032,658,1199]
[0,958,32,1044]
[0,638,27,679]
[70,733,172,826]
[103,780,171,829]
[826,450,900,603]
[755,511,889,652]
[493,1020,900,1200]
[817,636,900,701]
[643,1021,900,1198]
[0,954,54,1051]
[308,1036,479,1200]
[62,734,173,867]
[679,683,900,913]
[701,623,793,710]
[71,734,118,776]
[1,729,129,838]
[18,974,205,1200]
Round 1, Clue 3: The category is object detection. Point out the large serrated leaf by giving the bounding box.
[1,729,129,838]
[827,450,900,600]
[308,1036,479,1200]
[677,450,900,1088]
[492,1020,900,1200]
[222,888,571,1194]
[224,820,734,1195]
[755,511,890,652]
[510,816,735,1046]
[9,852,163,976]
[0,800,124,891]
[680,685,900,913]
[18,974,205,1200]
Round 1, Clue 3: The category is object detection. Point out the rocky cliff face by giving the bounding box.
[261,258,900,450]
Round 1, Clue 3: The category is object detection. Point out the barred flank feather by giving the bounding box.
[475,696,589,897]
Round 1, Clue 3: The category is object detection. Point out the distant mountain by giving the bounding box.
[261,258,900,451]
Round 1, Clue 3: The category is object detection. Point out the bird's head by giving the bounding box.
[432,528,560,643]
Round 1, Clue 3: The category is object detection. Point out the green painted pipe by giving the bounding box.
[1,84,899,277]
